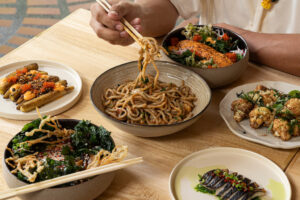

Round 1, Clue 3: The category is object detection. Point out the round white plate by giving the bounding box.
[219,81,300,149]
[169,147,291,200]
[0,60,82,120]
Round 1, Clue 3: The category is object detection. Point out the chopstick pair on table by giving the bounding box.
[0,157,143,200]
[95,0,144,47]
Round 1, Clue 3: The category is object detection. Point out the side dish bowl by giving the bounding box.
[162,25,249,88]
[90,61,211,137]
[2,119,115,200]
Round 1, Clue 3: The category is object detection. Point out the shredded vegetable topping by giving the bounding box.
[5,113,127,183]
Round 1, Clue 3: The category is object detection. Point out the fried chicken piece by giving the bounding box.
[254,85,268,91]
[285,98,300,116]
[272,118,291,141]
[260,90,279,107]
[231,99,253,122]
[293,125,300,136]
[254,85,280,107]
[249,107,274,129]
[177,40,233,67]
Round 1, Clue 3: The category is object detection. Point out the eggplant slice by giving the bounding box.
[196,169,266,200]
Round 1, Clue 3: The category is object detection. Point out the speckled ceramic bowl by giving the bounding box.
[162,25,249,88]
[90,61,211,137]
[2,119,115,200]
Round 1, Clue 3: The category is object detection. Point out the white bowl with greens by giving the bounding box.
[162,24,249,88]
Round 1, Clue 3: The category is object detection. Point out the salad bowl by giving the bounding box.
[162,24,249,88]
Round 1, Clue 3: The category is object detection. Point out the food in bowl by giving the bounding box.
[166,24,246,69]
[91,61,211,137]
[5,114,127,184]
[0,63,74,112]
[231,84,300,141]
[103,76,197,125]
[195,168,266,199]
[102,35,197,125]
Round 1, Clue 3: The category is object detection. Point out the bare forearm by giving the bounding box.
[216,24,300,76]
[245,32,300,76]
[136,0,178,37]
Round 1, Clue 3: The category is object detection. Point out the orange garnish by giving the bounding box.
[7,76,18,83]
[21,83,32,94]
[33,73,41,80]
[222,33,229,41]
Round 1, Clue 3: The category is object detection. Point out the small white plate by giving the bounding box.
[0,60,82,120]
[219,81,300,149]
[169,147,291,200]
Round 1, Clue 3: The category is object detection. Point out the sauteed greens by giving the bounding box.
[5,116,127,184]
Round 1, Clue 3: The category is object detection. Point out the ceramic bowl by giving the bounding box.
[90,61,211,137]
[2,119,115,200]
[162,25,249,88]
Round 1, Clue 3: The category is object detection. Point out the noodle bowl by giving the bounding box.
[90,61,211,137]
[102,37,197,125]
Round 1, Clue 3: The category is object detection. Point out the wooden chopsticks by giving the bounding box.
[0,157,143,200]
[95,0,144,46]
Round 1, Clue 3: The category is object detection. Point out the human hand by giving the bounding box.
[90,0,142,46]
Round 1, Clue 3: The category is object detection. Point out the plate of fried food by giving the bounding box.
[169,147,291,200]
[0,60,82,120]
[220,81,300,149]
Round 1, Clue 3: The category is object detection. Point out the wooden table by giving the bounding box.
[0,9,299,200]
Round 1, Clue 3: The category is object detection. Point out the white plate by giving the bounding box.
[219,81,300,149]
[0,60,82,120]
[169,147,291,200]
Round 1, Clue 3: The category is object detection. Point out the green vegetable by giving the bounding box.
[61,145,71,155]
[236,53,243,61]
[267,121,274,133]
[36,157,82,182]
[236,91,264,106]
[22,118,41,132]
[182,24,214,40]
[288,90,300,99]
[169,50,193,65]
[141,77,149,84]
[195,184,215,195]
[289,119,299,135]
[9,117,116,184]
[22,116,55,132]
[71,120,115,156]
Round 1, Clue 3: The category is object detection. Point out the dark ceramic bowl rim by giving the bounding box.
[162,25,249,70]
[90,60,212,128]
[3,119,114,188]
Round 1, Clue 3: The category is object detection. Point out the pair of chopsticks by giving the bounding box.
[0,157,143,200]
[95,0,144,47]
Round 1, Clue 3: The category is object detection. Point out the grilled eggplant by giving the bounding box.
[0,63,38,95]
[195,169,266,200]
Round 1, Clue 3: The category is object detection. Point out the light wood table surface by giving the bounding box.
[0,9,299,200]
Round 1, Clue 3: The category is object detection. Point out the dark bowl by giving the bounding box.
[162,25,249,88]
[2,119,116,200]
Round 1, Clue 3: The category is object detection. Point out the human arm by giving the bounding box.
[90,0,178,46]
[216,23,300,77]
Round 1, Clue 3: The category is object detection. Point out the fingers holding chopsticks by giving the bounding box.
[90,1,142,46]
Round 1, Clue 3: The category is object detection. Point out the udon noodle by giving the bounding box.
[103,37,197,125]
